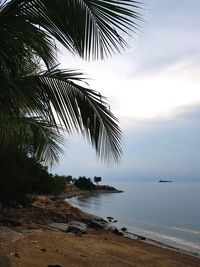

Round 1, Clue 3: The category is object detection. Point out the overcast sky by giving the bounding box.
[53,0,200,182]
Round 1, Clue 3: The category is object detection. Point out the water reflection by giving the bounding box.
[73,193,113,211]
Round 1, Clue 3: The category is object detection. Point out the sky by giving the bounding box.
[53,0,200,182]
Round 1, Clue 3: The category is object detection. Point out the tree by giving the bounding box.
[0,154,63,206]
[74,177,95,190]
[0,0,142,165]
[94,176,102,185]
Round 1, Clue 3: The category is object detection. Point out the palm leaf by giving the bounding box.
[0,1,57,69]
[13,69,122,163]
[0,113,64,164]
[1,0,142,60]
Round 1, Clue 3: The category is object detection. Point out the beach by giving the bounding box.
[0,188,200,266]
[1,227,200,267]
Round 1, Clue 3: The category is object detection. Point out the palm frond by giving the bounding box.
[0,1,57,69]
[0,113,64,164]
[26,116,64,164]
[14,69,122,163]
[2,0,142,60]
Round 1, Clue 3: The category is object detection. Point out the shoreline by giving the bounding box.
[124,230,200,259]
[65,189,200,260]
[51,184,123,199]
[0,193,200,266]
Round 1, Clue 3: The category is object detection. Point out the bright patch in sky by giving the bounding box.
[54,0,200,180]
[59,53,200,121]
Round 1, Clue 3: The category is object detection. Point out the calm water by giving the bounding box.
[67,181,200,254]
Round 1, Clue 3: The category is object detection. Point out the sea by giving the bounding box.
[67,181,200,255]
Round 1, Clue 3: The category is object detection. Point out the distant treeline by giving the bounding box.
[54,175,102,186]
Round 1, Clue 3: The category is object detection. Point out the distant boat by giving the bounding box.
[159,180,173,183]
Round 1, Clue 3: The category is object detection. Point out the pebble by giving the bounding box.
[10,252,20,258]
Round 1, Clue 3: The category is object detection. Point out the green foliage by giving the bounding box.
[0,153,65,206]
[94,176,102,184]
[74,176,95,190]
[50,176,66,197]
[54,174,74,184]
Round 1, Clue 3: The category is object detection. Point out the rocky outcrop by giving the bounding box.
[82,213,109,230]
[58,184,123,199]
[46,221,87,234]
[0,196,85,228]
[67,221,87,234]
[46,223,69,232]
[60,184,82,198]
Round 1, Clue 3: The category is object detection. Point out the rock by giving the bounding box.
[46,223,69,232]
[121,227,127,232]
[83,213,108,229]
[113,228,123,236]
[15,226,42,233]
[67,221,87,234]
[107,216,113,220]
[85,219,108,229]
[10,252,20,258]
[45,211,66,223]
[41,248,47,252]
[84,213,105,222]
[113,220,118,223]
[137,236,146,241]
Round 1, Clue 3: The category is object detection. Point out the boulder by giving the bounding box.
[113,228,123,236]
[82,213,108,229]
[88,219,108,229]
[136,236,146,241]
[46,223,69,232]
[67,221,87,234]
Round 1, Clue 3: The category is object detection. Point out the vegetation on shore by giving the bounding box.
[0,164,117,207]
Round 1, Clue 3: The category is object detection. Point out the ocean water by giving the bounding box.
[67,181,200,254]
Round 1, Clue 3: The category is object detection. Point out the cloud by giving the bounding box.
[121,103,200,180]
[132,0,200,74]
[53,1,200,181]
[53,103,200,181]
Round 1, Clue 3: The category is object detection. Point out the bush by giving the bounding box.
[0,152,65,206]
[74,176,95,190]
[50,175,66,197]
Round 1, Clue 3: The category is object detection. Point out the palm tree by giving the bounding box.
[0,0,142,164]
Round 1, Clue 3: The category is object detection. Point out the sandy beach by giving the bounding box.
[0,193,200,266]
[1,228,200,267]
